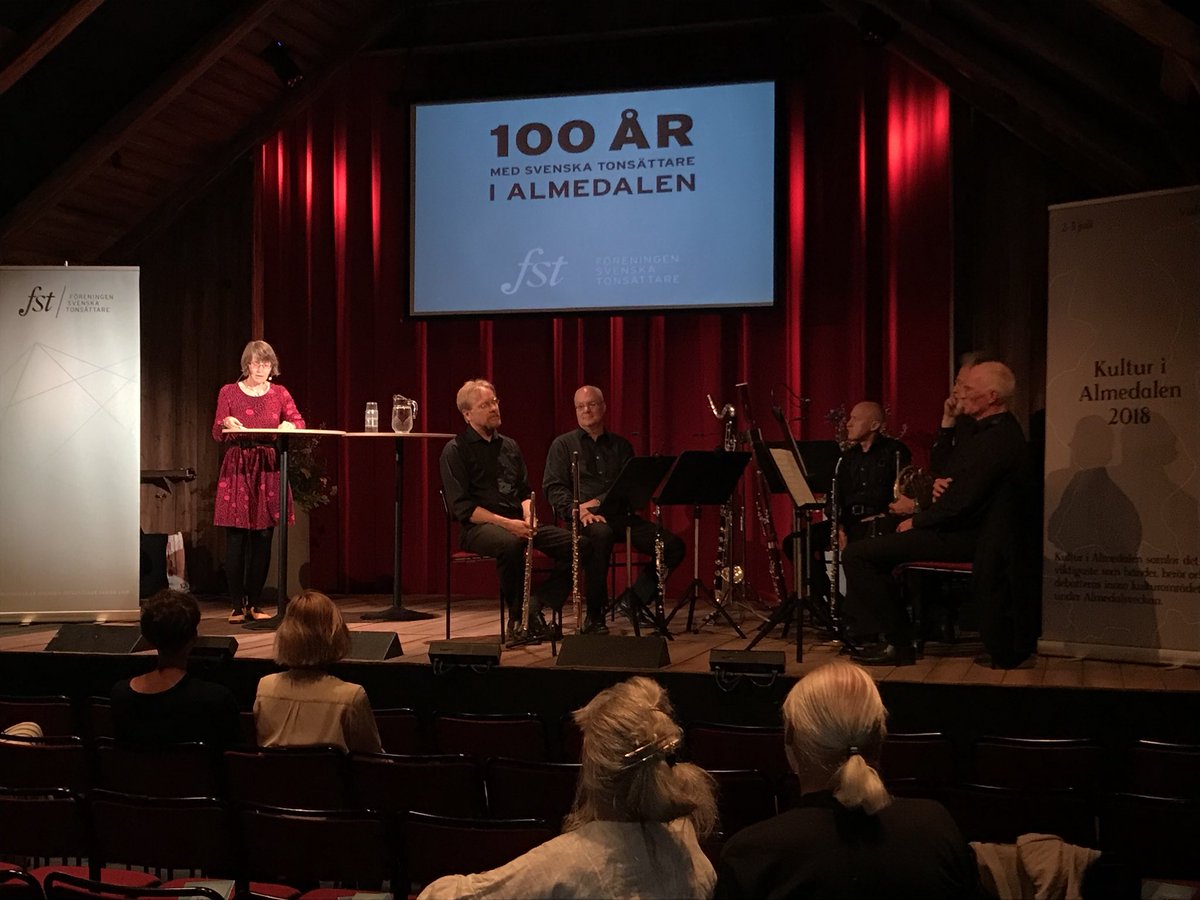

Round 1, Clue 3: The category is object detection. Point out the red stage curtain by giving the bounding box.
[254,39,951,598]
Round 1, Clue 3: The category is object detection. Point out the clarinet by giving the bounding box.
[754,467,790,606]
[569,452,583,633]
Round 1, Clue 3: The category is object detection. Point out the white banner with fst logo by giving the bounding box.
[0,266,140,622]
[1041,186,1200,665]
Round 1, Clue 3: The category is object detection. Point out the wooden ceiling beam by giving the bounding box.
[0,0,289,249]
[102,3,411,262]
[822,0,1173,190]
[0,0,107,97]
[1086,0,1200,68]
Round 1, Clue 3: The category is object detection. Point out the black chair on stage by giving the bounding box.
[440,489,499,640]
[439,488,553,641]
[350,752,486,818]
[432,712,548,764]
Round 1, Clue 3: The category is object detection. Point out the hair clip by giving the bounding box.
[847,745,861,756]
[621,735,681,770]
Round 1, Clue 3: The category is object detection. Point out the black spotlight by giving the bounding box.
[261,40,304,89]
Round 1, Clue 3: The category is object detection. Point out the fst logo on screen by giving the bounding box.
[17,286,60,316]
[500,248,567,295]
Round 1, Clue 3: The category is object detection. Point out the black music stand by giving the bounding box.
[596,455,676,635]
[658,449,751,635]
[745,438,838,659]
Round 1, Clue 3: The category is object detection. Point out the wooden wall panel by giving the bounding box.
[136,160,253,594]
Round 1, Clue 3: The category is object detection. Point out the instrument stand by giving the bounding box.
[656,449,751,636]
[596,456,677,636]
[746,503,817,659]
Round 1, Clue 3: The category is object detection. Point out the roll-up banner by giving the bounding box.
[0,267,140,622]
[1042,187,1200,664]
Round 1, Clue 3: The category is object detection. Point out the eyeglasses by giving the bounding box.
[574,400,603,411]
[475,397,500,410]
[248,360,272,369]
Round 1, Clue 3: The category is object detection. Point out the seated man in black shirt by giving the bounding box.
[835,401,912,545]
[543,385,684,634]
[440,379,588,642]
[110,589,241,747]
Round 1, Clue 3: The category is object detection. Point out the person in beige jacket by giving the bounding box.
[254,590,382,753]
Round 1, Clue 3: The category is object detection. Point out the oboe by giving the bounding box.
[654,503,668,626]
[569,452,583,634]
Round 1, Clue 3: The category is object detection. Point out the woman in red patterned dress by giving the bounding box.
[212,340,305,623]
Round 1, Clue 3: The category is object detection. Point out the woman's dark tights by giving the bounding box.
[225,527,275,610]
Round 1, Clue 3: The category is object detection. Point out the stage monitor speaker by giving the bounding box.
[428,640,501,669]
[709,649,785,675]
[556,634,670,669]
[44,624,151,654]
[191,635,238,663]
[346,631,403,660]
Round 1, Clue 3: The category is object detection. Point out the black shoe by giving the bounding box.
[974,652,1034,670]
[851,641,916,666]
[581,618,609,635]
[506,616,542,646]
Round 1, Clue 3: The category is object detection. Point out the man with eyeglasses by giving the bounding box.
[544,385,685,634]
[440,379,587,642]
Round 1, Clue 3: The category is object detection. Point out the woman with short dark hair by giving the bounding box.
[110,589,240,747]
[253,590,381,753]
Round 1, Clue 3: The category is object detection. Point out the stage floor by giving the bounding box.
[4,593,1197,694]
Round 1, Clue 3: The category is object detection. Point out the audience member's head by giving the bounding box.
[783,662,890,815]
[140,589,201,655]
[274,590,351,669]
[565,676,716,837]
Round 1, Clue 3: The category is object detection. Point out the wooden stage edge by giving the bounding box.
[3,592,1198,695]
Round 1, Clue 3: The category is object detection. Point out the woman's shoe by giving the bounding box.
[228,608,246,624]
[247,606,272,621]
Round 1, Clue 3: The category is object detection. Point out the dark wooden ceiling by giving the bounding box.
[0,0,1195,265]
